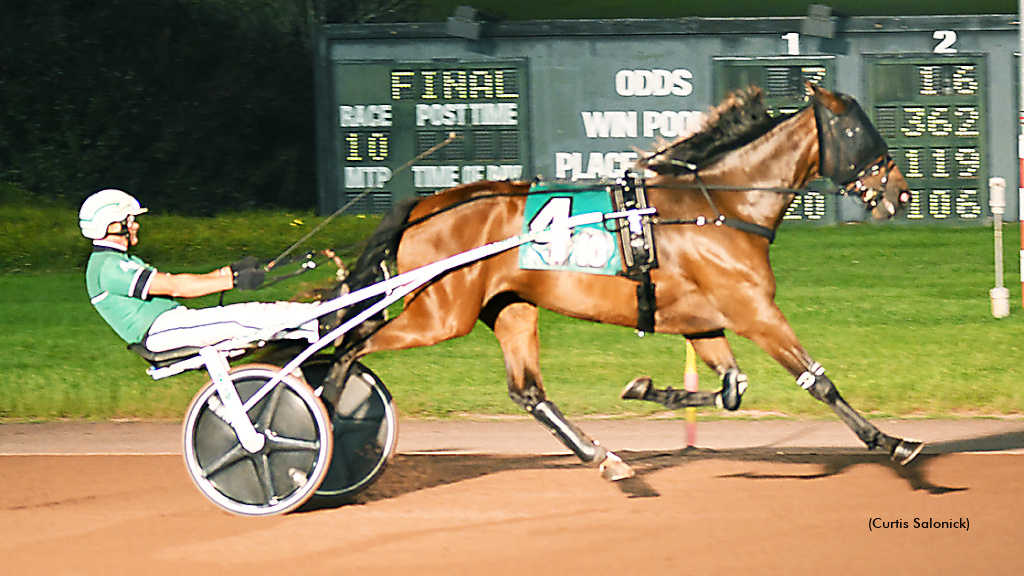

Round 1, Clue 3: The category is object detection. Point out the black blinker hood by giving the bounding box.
[813,95,888,186]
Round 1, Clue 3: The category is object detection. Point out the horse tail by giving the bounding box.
[348,197,418,291]
[337,196,420,333]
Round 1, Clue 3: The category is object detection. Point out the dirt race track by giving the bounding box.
[2,419,1023,575]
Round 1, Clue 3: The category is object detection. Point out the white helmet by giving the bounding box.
[79,189,148,240]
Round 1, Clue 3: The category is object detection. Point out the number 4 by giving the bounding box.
[529,197,573,265]
[934,30,958,54]
[530,197,572,242]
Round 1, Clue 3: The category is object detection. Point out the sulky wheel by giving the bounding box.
[299,357,398,504]
[182,363,333,516]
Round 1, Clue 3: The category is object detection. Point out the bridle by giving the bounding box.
[638,92,910,240]
[842,153,906,217]
[640,91,906,217]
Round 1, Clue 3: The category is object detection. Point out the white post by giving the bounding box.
[990,177,1009,318]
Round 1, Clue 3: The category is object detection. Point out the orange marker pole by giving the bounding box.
[684,339,699,447]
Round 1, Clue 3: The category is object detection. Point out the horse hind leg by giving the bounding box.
[319,277,482,409]
[482,294,634,481]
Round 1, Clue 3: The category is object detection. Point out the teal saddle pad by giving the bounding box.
[518,181,622,276]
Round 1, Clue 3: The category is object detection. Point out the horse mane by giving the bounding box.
[638,86,790,173]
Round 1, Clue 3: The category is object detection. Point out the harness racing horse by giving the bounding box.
[323,83,921,481]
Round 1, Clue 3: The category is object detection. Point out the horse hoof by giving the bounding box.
[620,377,651,401]
[891,439,924,466]
[599,452,635,481]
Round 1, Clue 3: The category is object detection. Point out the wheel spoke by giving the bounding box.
[201,444,248,479]
[266,432,321,453]
[255,383,285,430]
[253,453,278,505]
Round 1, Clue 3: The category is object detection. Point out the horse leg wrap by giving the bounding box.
[620,377,719,409]
[796,363,838,403]
[796,364,885,450]
[717,369,748,411]
[530,401,607,464]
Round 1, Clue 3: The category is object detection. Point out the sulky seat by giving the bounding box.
[128,342,202,368]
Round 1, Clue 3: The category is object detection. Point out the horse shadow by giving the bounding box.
[306,428,1024,510]
[615,427,1024,498]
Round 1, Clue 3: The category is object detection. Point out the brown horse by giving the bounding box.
[323,83,920,480]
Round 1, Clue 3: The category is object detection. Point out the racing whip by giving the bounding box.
[265,132,462,272]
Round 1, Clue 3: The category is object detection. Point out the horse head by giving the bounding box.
[809,83,912,219]
[637,84,911,221]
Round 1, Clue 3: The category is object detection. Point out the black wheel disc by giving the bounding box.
[300,358,398,500]
[183,365,332,516]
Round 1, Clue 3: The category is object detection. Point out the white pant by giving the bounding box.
[145,301,322,352]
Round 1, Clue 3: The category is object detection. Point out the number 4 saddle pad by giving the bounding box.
[518,181,624,276]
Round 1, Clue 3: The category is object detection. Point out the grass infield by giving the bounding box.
[1,192,1022,420]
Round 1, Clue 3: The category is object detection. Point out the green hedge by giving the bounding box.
[0,182,380,273]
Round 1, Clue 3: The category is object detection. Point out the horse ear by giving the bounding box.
[806,81,845,114]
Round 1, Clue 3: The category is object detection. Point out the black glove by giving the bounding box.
[233,267,265,291]
[230,256,261,274]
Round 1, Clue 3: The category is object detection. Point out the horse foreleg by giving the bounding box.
[620,334,748,411]
[741,313,923,465]
[796,363,923,464]
[485,297,634,481]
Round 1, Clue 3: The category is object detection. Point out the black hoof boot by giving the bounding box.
[891,438,925,466]
[620,377,652,400]
[717,369,748,412]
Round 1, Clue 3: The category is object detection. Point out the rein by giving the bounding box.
[400,170,843,246]
[269,90,894,272]
[644,168,782,243]
[265,132,462,272]
[260,251,325,288]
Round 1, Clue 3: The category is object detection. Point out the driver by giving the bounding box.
[80,189,326,353]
